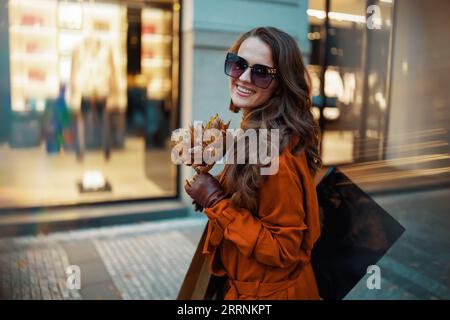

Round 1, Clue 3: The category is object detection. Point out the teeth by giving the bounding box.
[237,85,253,94]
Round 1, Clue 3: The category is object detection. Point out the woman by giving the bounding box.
[185,26,322,300]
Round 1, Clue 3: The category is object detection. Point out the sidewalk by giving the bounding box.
[1,187,449,300]
[0,216,205,299]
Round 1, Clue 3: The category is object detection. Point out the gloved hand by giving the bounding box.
[184,173,226,209]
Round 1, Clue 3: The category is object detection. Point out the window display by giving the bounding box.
[1,0,180,209]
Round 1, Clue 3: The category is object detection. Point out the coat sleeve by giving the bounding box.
[204,155,309,269]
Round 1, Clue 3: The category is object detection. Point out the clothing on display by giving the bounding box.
[77,98,110,161]
[69,36,118,111]
[69,36,118,161]
[43,85,75,153]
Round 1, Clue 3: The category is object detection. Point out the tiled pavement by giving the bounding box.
[0,217,205,300]
[0,187,449,300]
[0,246,82,300]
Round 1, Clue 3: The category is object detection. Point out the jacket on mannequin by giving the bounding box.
[68,36,118,111]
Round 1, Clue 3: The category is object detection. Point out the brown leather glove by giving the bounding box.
[184,173,226,209]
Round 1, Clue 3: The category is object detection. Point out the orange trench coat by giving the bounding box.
[202,135,321,300]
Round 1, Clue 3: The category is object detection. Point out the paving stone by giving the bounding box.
[1,209,447,300]
[80,282,121,300]
[62,241,101,264]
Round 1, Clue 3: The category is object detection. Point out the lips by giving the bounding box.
[235,84,256,97]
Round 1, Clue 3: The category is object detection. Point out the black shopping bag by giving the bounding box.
[311,166,406,300]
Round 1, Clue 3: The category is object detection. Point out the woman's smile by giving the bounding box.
[235,83,256,97]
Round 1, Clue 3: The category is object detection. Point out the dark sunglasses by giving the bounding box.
[224,52,277,89]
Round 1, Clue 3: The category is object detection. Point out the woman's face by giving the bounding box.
[229,37,278,111]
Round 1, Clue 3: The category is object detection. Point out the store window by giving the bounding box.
[0,0,180,209]
[307,0,394,165]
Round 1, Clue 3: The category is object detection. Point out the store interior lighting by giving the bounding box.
[307,9,366,24]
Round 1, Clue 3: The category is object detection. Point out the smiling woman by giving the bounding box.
[184,27,323,300]
[227,37,278,110]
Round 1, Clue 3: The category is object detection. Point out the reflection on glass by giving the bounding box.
[307,0,393,166]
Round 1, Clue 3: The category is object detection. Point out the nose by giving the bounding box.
[238,67,252,83]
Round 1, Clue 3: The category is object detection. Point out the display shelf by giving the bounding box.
[141,34,172,43]
[141,7,173,100]
[10,52,57,62]
[142,58,172,68]
[10,37,56,53]
[8,0,57,28]
[9,25,57,36]
[8,0,59,112]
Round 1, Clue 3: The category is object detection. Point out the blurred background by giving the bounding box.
[0,0,449,300]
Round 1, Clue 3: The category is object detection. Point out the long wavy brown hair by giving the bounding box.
[222,27,322,215]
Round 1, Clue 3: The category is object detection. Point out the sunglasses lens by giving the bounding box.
[252,66,272,89]
[225,54,246,79]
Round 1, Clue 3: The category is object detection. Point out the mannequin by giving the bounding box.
[69,35,117,161]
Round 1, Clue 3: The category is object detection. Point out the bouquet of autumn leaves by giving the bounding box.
[172,114,230,210]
